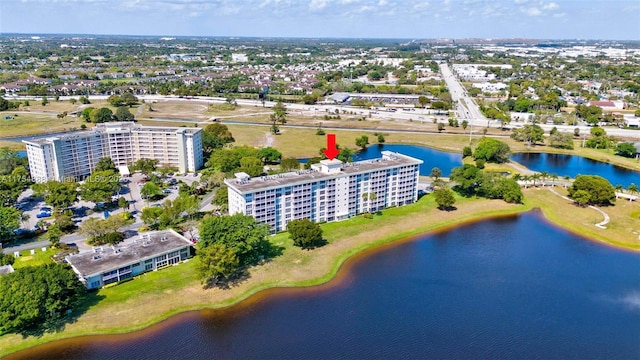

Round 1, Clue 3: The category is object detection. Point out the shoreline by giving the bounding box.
[3,197,639,358]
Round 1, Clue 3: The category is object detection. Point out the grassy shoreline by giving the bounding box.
[2,190,638,358]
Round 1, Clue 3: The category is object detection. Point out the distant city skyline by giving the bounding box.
[2,0,639,40]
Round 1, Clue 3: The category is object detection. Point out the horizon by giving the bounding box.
[2,0,639,41]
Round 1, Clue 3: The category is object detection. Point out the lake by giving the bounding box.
[10,211,640,359]
[511,152,639,188]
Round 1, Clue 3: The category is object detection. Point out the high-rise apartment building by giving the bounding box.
[24,122,203,182]
[225,151,423,232]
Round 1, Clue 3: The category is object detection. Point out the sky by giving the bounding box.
[1,0,639,40]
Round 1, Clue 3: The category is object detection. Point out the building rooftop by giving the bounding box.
[22,122,200,146]
[0,265,14,276]
[225,151,423,194]
[66,230,193,278]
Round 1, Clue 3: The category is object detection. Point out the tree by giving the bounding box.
[615,142,637,158]
[0,147,29,176]
[41,96,48,106]
[238,157,264,177]
[140,182,161,200]
[461,120,468,130]
[120,92,138,107]
[133,158,159,173]
[574,127,580,137]
[437,123,445,132]
[31,181,78,210]
[473,138,510,163]
[198,214,270,266]
[510,124,544,145]
[114,106,134,121]
[430,167,442,180]
[572,190,591,207]
[202,123,235,155]
[287,219,324,249]
[118,196,129,210]
[258,147,282,164]
[107,95,123,107]
[0,264,85,335]
[0,253,15,266]
[548,132,574,150]
[377,133,385,143]
[95,157,117,173]
[585,127,611,149]
[81,107,94,122]
[90,107,113,123]
[54,211,75,232]
[450,164,483,196]
[196,243,239,286]
[79,96,90,104]
[46,224,63,248]
[206,146,260,173]
[0,206,21,241]
[213,186,229,211]
[462,146,472,158]
[280,158,300,172]
[433,188,456,210]
[568,175,616,206]
[355,135,369,149]
[80,170,120,204]
[418,95,430,108]
[141,206,164,228]
[628,183,638,195]
[69,98,77,105]
[270,101,287,124]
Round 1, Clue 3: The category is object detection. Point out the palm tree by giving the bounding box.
[513,173,522,182]
[540,171,549,186]
[550,173,558,187]
[628,183,638,196]
[531,173,541,187]
[20,213,30,228]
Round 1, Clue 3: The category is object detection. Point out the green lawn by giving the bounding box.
[12,248,58,269]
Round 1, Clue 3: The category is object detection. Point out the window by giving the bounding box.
[145,263,154,271]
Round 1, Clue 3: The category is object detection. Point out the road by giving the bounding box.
[5,94,640,139]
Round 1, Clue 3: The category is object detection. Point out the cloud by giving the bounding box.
[542,2,558,10]
[309,0,327,11]
[524,6,541,16]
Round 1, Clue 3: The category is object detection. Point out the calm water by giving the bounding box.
[511,152,639,188]
[12,211,640,360]
[355,144,462,176]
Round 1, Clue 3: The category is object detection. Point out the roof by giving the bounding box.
[225,151,423,194]
[0,265,14,276]
[66,230,192,278]
[118,165,130,176]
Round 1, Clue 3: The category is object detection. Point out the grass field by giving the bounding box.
[11,248,58,269]
[0,112,86,138]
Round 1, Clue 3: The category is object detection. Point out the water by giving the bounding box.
[511,152,639,188]
[11,211,640,359]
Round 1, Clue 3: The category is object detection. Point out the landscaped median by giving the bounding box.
[1,190,638,357]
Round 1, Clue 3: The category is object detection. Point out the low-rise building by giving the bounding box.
[66,229,193,290]
[225,151,423,232]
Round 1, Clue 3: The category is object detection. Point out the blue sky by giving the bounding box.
[2,0,639,40]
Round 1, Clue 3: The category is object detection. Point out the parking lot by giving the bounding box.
[13,171,203,233]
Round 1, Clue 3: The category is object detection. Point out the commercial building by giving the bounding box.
[65,229,193,290]
[24,122,203,182]
[225,151,423,232]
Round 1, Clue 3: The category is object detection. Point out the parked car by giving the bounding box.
[36,211,51,218]
[162,189,171,194]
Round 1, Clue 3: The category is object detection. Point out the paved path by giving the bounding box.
[547,187,610,229]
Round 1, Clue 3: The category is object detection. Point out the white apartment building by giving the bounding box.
[24,122,203,182]
[225,151,423,232]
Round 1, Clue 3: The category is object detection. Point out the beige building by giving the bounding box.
[24,122,203,182]
[225,151,422,232]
